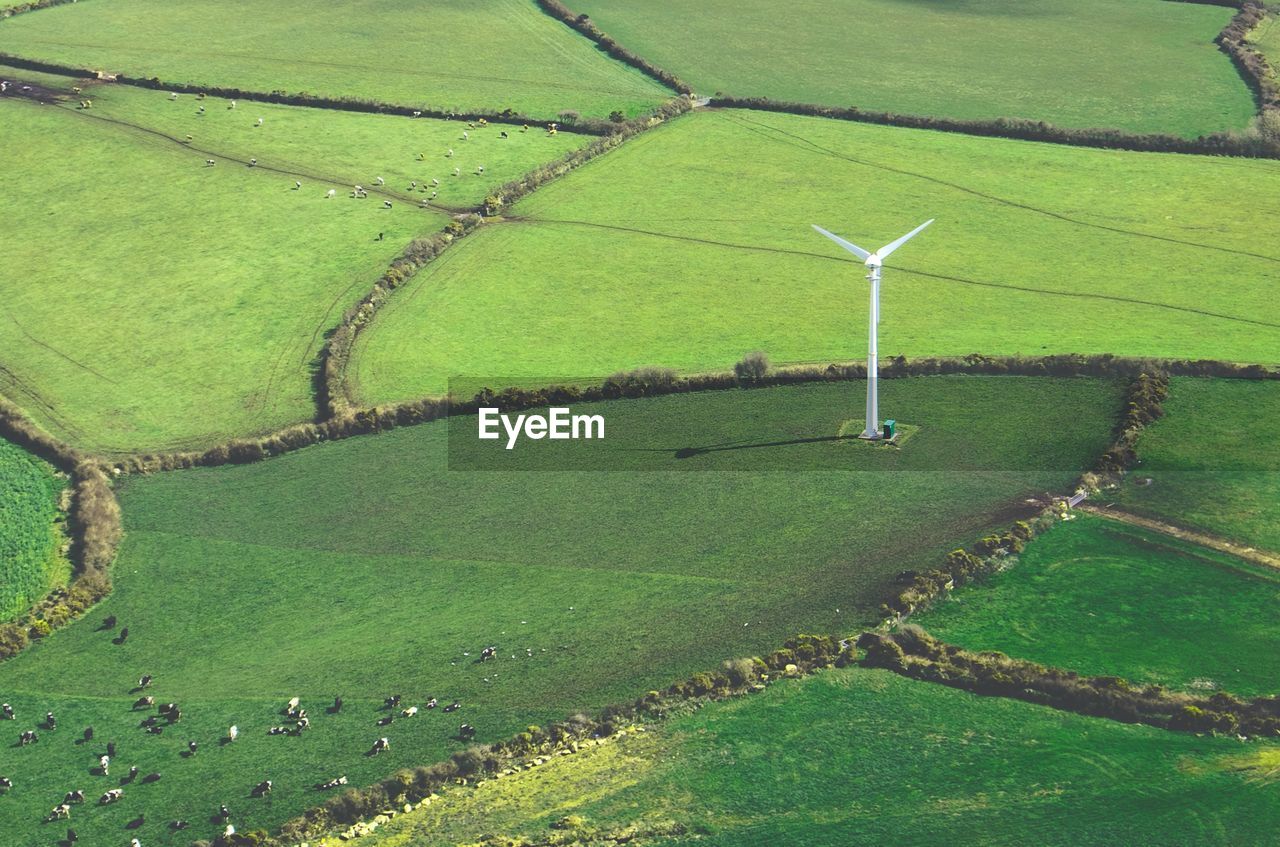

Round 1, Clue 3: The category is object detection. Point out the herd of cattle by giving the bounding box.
[0,618,493,842]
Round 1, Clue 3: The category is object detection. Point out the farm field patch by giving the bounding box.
[362,666,1280,847]
[0,437,66,620]
[0,69,589,453]
[0,0,671,118]
[0,377,1120,845]
[920,515,1280,697]
[351,110,1280,407]
[1112,378,1280,554]
[567,0,1254,136]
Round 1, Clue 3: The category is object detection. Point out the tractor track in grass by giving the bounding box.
[52,100,471,215]
[721,111,1280,267]
[510,216,1280,332]
[2,305,118,385]
[1078,504,1280,572]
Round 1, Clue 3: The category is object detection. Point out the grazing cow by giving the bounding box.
[251,779,272,797]
[159,703,177,715]
[46,803,71,822]
[370,737,390,755]
[83,726,94,743]
[249,158,258,167]
[118,627,129,642]
[267,726,289,735]
[412,110,421,117]
[126,765,139,782]
[205,159,216,167]
[384,695,402,709]
[170,820,190,831]
[285,697,300,713]
[296,716,310,731]
[146,726,164,736]
[66,828,78,843]
[138,675,152,689]
[431,178,440,186]
[425,698,438,709]
[107,741,117,757]
[198,106,206,114]
[142,772,162,784]
[383,200,393,209]
[332,696,343,713]
[131,839,142,847]
[294,181,301,190]
[326,189,337,199]
[375,176,385,186]
[444,701,461,713]
[45,711,57,729]
[227,725,238,742]
[218,803,231,821]
[459,723,476,740]
[140,716,159,728]
[500,131,508,138]
[187,740,198,755]
[229,100,237,109]
[99,788,123,805]
[377,715,393,727]
[480,646,497,661]
[1,703,13,719]
[257,117,264,126]
[64,790,85,804]
[185,134,193,142]
[103,615,117,629]
[169,92,178,100]
[0,776,12,791]
[316,775,347,790]
[19,730,37,745]
[401,706,418,717]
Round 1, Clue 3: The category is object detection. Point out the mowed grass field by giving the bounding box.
[0,437,67,620]
[1248,11,1280,78]
[921,515,1280,697]
[351,109,1280,407]
[363,667,1280,847]
[568,0,1254,136]
[0,68,589,452]
[0,0,671,118]
[1113,378,1280,553]
[0,378,1120,845]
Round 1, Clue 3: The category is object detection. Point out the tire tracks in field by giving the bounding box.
[2,305,117,384]
[721,111,1280,267]
[511,216,1280,331]
[55,103,470,214]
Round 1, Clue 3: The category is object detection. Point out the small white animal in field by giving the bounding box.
[286,697,300,711]
[169,91,178,100]
[462,131,469,141]
[446,149,454,158]
[431,178,439,186]
[476,165,484,174]
[227,725,238,742]
[412,110,421,118]
[453,167,460,177]
[383,200,392,209]
[249,158,257,167]
[326,189,336,198]
[294,181,301,190]
[375,176,385,186]
[256,117,263,126]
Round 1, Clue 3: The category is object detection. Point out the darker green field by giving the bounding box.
[1112,378,1280,552]
[0,437,66,620]
[568,0,1254,136]
[363,666,1280,847]
[0,0,671,118]
[920,515,1280,697]
[0,377,1119,845]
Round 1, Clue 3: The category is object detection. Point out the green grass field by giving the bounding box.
[351,109,1280,407]
[1247,11,1280,81]
[567,0,1254,136]
[362,666,1280,847]
[0,0,671,118]
[0,68,588,452]
[1113,378,1280,553]
[920,515,1280,697]
[0,437,67,620]
[0,378,1119,845]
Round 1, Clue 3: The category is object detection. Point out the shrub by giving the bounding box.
[734,351,770,385]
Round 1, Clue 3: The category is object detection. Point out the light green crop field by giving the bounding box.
[0,0,671,118]
[0,68,589,453]
[363,667,1280,847]
[351,109,1280,407]
[0,378,1119,845]
[920,515,1280,697]
[568,0,1254,136]
[1113,378,1280,553]
[1247,12,1280,80]
[0,437,67,620]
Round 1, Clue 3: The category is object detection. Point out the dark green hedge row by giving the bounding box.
[0,0,78,18]
[861,626,1280,736]
[535,0,694,95]
[1218,2,1280,114]
[709,95,1280,158]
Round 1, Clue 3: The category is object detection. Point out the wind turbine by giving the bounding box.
[812,218,934,440]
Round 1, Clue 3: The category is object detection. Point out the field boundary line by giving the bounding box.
[1077,503,1280,571]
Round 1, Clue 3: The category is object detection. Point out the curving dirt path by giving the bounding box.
[1078,503,1280,572]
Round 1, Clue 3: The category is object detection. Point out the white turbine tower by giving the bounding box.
[812,219,934,440]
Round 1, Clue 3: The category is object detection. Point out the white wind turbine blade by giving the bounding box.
[874,218,934,262]
[812,225,871,261]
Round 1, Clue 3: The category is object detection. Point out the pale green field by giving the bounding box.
[569,0,1255,136]
[0,0,671,118]
[351,109,1280,406]
[0,70,588,452]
